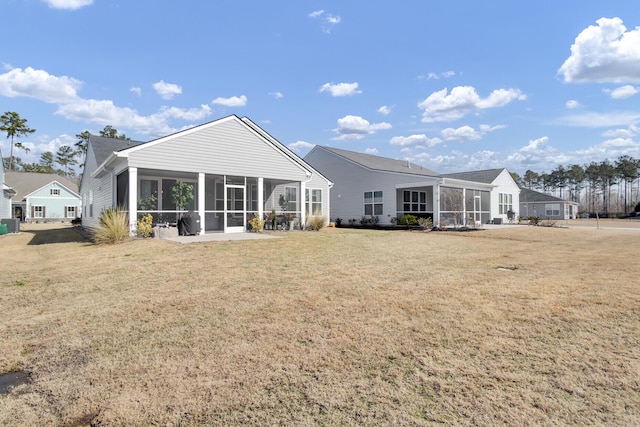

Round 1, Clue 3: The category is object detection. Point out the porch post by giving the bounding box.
[128,167,138,235]
[198,172,205,234]
[300,180,306,229]
[433,183,440,227]
[462,188,467,226]
[257,177,264,220]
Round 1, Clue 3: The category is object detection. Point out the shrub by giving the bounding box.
[417,216,433,229]
[93,208,130,244]
[307,215,326,231]
[398,214,418,225]
[528,215,540,225]
[334,217,342,227]
[136,214,154,238]
[248,213,266,232]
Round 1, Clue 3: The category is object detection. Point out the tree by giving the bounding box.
[566,164,585,203]
[99,125,128,140]
[56,145,78,175]
[75,130,91,158]
[0,111,36,171]
[38,151,55,173]
[615,155,639,214]
[550,165,567,198]
[523,170,538,190]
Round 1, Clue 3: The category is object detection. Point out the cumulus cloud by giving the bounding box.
[42,0,93,10]
[418,86,526,122]
[574,138,640,160]
[130,86,142,96]
[288,140,314,154]
[608,85,638,99]
[0,66,81,103]
[378,105,391,115]
[319,82,361,97]
[364,148,379,155]
[390,134,441,147]
[308,9,341,33]
[441,125,482,141]
[211,95,247,107]
[0,66,214,138]
[566,99,581,109]
[558,17,640,83]
[506,136,569,168]
[153,80,182,100]
[269,91,284,99]
[332,115,392,140]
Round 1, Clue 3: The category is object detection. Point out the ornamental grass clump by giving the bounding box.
[307,215,326,231]
[93,207,130,244]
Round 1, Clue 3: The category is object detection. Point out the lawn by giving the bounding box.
[1,223,639,426]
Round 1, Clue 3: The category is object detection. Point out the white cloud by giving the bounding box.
[601,124,638,139]
[211,95,247,107]
[378,105,391,115]
[418,86,525,123]
[269,91,284,99]
[419,71,456,80]
[153,80,182,100]
[319,82,361,97]
[364,148,379,155]
[608,85,638,99]
[559,111,640,127]
[130,87,142,96]
[332,115,392,140]
[441,125,482,141]
[558,17,640,83]
[42,0,93,10]
[0,66,81,103]
[288,140,314,153]
[574,138,640,159]
[505,136,570,168]
[309,9,341,34]
[566,99,581,109]
[390,134,441,147]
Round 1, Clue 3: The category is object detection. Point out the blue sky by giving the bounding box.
[1,0,640,175]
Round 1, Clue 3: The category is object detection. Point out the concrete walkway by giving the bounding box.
[165,231,282,244]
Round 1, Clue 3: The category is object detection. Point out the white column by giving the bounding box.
[462,188,467,226]
[300,180,306,229]
[433,184,440,227]
[128,167,138,235]
[198,172,205,234]
[258,177,264,220]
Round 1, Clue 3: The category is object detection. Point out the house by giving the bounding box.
[519,187,579,220]
[303,146,520,226]
[80,115,332,234]
[5,172,81,222]
[1,151,16,219]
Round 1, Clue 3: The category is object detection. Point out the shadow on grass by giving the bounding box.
[25,227,89,245]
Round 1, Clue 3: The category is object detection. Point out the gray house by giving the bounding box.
[519,187,579,220]
[5,172,81,222]
[304,146,520,226]
[1,151,15,219]
[80,115,332,234]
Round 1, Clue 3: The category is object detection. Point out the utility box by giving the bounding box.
[1,218,19,233]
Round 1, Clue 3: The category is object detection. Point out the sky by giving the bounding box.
[1,0,640,175]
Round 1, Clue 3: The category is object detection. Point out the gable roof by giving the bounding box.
[88,135,147,166]
[5,172,80,200]
[441,168,505,184]
[315,146,440,177]
[519,187,570,203]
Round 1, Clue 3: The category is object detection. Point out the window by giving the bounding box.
[545,204,560,216]
[66,206,77,218]
[305,189,322,216]
[403,190,427,212]
[499,193,513,214]
[364,191,383,216]
[33,206,44,218]
[89,190,94,218]
[284,186,297,212]
[50,188,60,196]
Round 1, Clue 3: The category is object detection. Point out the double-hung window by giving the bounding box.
[499,193,513,214]
[364,191,383,216]
[33,206,44,218]
[284,186,297,212]
[305,189,322,216]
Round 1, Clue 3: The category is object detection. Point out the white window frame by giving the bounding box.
[34,206,44,218]
[364,190,383,216]
[284,186,297,212]
[499,193,513,214]
[66,206,77,218]
[305,188,322,216]
[50,188,60,196]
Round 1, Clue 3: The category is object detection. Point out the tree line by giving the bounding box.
[512,156,640,215]
[1,111,128,177]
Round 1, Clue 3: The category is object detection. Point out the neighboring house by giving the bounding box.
[304,146,520,226]
[80,115,332,234]
[519,187,579,220]
[5,172,81,222]
[1,150,16,219]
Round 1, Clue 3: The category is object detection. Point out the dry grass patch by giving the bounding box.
[0,223,639,425]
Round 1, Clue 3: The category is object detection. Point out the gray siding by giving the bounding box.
[81,144,115,229]
[128,119,307,181]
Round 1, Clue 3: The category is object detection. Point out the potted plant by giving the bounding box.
[171,182,197,235]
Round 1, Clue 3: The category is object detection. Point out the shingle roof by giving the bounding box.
[519,187,565,203]
[318,146,440,177]
[441,168,504,184]
[88,135,147,166]
[5,172,80,200]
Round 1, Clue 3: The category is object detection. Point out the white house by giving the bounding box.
[5,172,81,222]
[80,115,332,234]
[304,146,520,226]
